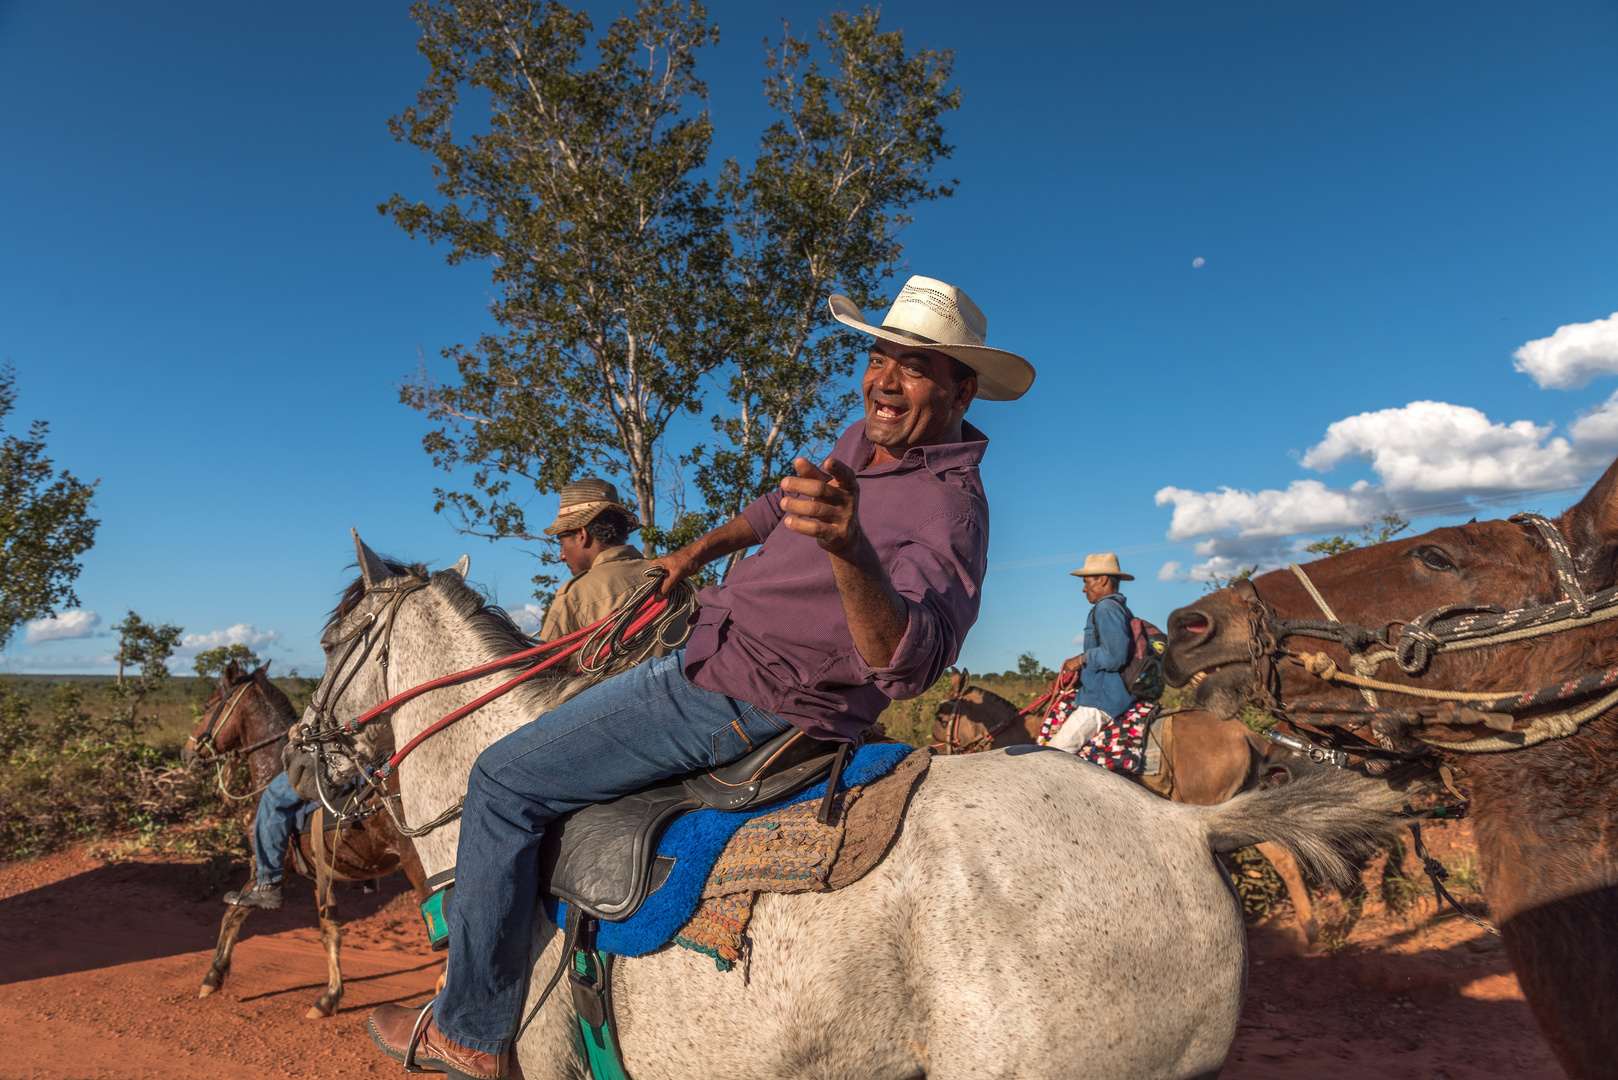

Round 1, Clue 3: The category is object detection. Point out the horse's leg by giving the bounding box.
[307,831,344,1019]
[1256,840,1319,948]
[199,904,253,997]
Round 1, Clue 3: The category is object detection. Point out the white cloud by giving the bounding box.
[1569,391,1618,451]
[1300,401,1582,494]
[25,609,101,644]
[1155,479,1389,541]
[1513,312,1618,390]
[181,624,282,652]
[507,603,547,635]
[1156,561,1182,581]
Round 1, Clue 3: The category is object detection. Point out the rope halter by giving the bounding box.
[1237,513,1618,752]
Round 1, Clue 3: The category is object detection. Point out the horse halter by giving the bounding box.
[1232,513,1618,752]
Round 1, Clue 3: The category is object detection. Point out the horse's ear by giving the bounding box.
[253,663,271,681]
[1561,456,1618,586]
[223,660,241,682]
[352,527,397,589]
[451,553,471,579]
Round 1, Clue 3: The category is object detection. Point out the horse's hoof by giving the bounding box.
[198,984,216,999]
[305,1005,333,1020]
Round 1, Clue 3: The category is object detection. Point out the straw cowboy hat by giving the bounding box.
[542,477,641,537]
[828,275,1036,401]
[1069,553,1134,581]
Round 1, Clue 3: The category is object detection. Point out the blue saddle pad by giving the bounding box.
[550,741,914,957]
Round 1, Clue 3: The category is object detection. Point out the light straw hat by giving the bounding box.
[542,478,641,537]
[1069,553,1134,581]
[828,275,1036,401]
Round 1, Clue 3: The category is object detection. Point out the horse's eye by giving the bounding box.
[1416,547,1457,572]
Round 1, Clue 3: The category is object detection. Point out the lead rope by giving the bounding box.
[1289,562,1381,713]
[1278,551,1618,752]
[1408,816,1499,936]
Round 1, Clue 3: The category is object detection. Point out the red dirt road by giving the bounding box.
[1,840,1565,1079]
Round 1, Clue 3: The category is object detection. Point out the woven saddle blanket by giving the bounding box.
[550,742,931,963]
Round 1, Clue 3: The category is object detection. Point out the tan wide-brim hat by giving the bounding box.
[543,477,642,537]
[1069,553,1134,581]
[828,275,1036,401]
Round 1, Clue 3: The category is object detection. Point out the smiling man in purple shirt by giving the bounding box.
[366,276,1035,1079]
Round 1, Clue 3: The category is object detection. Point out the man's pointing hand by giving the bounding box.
[780,457,861,553]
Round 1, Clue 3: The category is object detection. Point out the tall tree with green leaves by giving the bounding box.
[193,643,263,688]
[106,611,183,735]
[696,10,960,528]
[388,0,730,582]
[0,367,99,650]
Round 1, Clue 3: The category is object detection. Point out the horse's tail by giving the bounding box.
[1198,769,1405,886]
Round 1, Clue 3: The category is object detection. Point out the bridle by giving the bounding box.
[185,673,291,800]
[185,676,256,761]
[293,569,696,829]
[1230,512,1618,753]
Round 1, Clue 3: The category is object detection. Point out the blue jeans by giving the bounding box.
[254,771,304,884]
[436,649,789,1053]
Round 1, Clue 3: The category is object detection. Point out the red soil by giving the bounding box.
[0,823,1564,1079]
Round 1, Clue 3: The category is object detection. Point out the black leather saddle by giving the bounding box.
[533,727,844,922]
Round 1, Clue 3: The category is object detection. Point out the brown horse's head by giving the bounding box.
[931,670,1038,752]
[1161,457,1618,743]
[182,662,293,768]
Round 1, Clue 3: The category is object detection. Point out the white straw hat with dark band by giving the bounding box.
[828,275,1036,401]
[1069,553,1134,581]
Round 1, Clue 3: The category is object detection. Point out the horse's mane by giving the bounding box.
[966,685,1021,714]
[255,672,300,729]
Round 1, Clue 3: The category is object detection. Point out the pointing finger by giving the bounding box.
[793,457,832,482]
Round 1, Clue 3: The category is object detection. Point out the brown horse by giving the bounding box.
[1163,459,1618,1080]
[182,662,434,1018]
[930,670,1326,943]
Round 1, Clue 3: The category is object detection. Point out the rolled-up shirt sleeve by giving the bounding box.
[1087,599,1131,673]
[740,488,786,544]
[850,512,984,700]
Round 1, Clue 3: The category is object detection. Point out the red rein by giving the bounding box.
[357,593,673,775]
[1017,671,1080,721]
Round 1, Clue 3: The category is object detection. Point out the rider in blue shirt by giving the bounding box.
[1051,554,1136,751]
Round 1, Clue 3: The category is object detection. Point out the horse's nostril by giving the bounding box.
[1181,614,1210,636]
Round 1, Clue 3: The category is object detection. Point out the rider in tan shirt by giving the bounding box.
[538,478,663,645]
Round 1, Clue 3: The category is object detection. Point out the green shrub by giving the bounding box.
[0,678,207,861]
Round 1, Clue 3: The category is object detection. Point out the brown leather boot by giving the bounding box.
[367,1002,509,1080]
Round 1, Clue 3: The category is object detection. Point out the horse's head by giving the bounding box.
[285,530,436,799]
[1164,456,1618,749]
[931,671,1033,752]
[182,661,256,768]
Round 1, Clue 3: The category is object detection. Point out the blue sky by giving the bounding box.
[2,0,1617,678]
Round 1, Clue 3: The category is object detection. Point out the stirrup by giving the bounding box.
[402,997,437,1073]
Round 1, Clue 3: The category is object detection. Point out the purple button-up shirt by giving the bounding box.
[684,418,990,742]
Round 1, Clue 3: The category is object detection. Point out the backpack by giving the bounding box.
[1099,595,1169,701]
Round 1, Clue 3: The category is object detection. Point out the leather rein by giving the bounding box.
[1231,512,1618,753]
[293,570,695,828]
